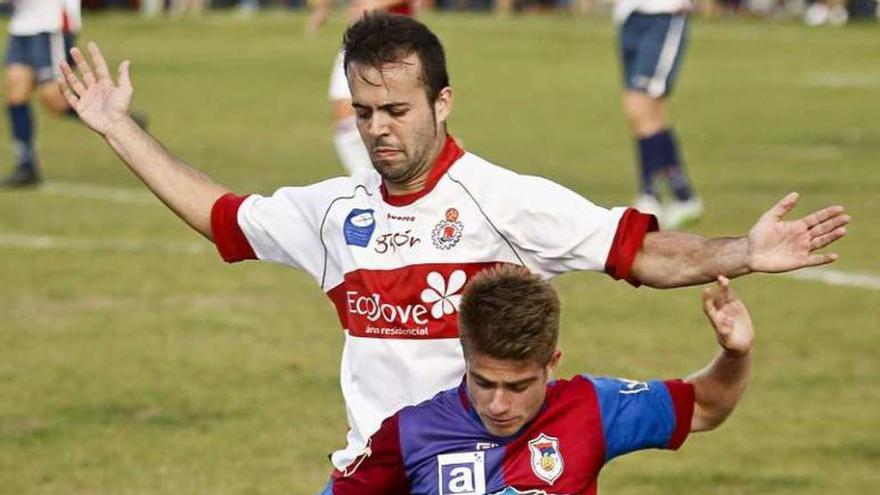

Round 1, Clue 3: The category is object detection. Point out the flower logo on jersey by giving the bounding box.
[528,434,564,485]
[344,208,376,247]
[420,270,466,319]
[432,208,463,250]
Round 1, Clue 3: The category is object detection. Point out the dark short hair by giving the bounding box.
[342,12,450,103]
[459,265,560,366]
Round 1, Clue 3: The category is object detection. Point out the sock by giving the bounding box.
[641,128,694,201]
[636,132,664,197]
[8,103,35,172]
[333,117,372,175]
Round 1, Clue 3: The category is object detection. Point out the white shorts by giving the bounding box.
[328,50,351,101]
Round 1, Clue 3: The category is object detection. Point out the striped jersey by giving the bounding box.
[326,375,695,494]
[211,136,658,471]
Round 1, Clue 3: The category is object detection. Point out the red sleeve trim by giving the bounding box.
[664,379,695,450]
[211,193,257,263]
[332,415,409,494]
[604,208,659,286]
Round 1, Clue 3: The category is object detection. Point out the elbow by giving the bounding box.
[690,409,731,433]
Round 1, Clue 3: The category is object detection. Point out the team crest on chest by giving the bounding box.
[432,208,464,250]
[528,433,564,485]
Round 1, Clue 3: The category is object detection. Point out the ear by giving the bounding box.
[434,86,453,126]
[545,349,562,382]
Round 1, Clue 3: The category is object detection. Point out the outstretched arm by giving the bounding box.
[687,276,754,432]
[58,42,229,241]
[630,193,849,288]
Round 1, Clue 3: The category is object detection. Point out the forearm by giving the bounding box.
[631,231,752,288]
[104,117,230,240]
[686,349,751,432]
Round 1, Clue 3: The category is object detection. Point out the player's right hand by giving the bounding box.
[702,276,754,357]
[58,42,134,137]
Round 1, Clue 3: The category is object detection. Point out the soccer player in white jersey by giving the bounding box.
[2,0,69,187]
[59,13,849,484]
[614,0,701,228]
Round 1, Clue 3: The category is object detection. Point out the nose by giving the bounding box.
[488,389,510,416]
[366,112,390,139]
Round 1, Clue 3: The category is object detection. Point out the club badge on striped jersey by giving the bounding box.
[432,208,463,250]
[528,433,564,484]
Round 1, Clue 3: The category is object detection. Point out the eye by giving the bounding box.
[474,378,493,390]
[355,108,371,119]
[389,107,408,118]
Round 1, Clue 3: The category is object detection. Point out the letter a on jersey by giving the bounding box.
[528,434,564,485]
[437,451,486,495]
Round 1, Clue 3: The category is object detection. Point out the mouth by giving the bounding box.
[372,148,402,160]
[485,416,518,428]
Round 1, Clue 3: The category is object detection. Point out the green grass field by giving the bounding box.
[1,10,878,494]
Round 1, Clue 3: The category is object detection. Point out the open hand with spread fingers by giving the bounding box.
[58,42,134,137]
[747,192,850,273]
[703,276,754,357]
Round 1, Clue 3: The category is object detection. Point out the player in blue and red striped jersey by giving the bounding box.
[326,265,753,494]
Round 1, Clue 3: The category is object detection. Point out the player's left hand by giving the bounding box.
[747,192,849,273]
[703,276,753,357]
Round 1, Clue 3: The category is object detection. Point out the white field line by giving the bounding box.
[1,232,878,292]
[0,233,210,255]
[785,268,880,291]
[39,181,156,204]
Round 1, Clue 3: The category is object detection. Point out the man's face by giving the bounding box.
[465,350,561,437]
[348,54,451,186]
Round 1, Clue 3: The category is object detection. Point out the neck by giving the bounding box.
[383,134,447,196]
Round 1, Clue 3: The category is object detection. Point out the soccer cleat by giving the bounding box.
[662,197,703,230]
[632,194,664,219]
[0,167,41,189]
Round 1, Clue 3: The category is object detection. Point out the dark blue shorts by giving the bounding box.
[620,13,689,98]
[5,32,66,84]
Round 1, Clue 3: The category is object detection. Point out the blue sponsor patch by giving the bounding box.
[344,208,376,247]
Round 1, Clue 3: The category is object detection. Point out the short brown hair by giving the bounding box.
[458,265,560,365]
[342,12,450,104]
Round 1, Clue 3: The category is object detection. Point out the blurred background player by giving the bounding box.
[615,0,703,229]
[326,266,753,493]
[2,0,68,187]
[307,0,419,175]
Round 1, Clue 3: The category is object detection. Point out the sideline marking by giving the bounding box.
[785,268,880,291]
[0,232,210,255]
[2,232,877,291]
[39,181,156,204]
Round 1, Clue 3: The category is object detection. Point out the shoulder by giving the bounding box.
[446,152,577,206]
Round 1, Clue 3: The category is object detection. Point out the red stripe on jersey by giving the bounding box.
[327,262,500,339]
[501,376,605,492]
[211,193,257,263]
[62,10,71,34]
[380,135,465,207]
[604,208,658,285]
[663,379,695,450]
[331,415,410,494]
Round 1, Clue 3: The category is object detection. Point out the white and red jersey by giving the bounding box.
[63,0,82,35]
[613,0,693,24]
[211,136,657,472]
[9,0,65,36]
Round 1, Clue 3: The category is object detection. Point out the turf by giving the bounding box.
[1,10,878,495]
